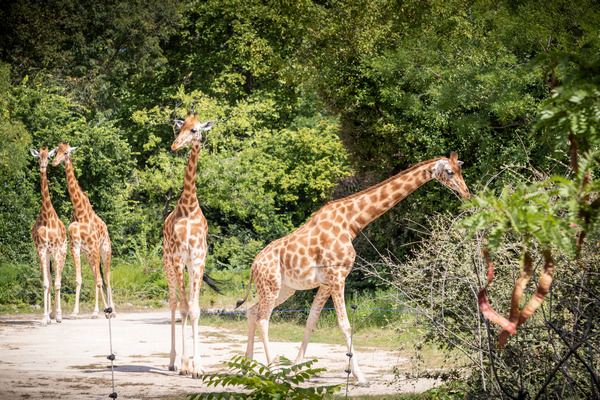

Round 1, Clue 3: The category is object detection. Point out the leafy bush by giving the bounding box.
[189,355,341,400]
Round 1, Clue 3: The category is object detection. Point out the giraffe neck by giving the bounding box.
[344,159,440,237]
[64,159,91,218]
[39,167,56,215]
[177,142,201,211]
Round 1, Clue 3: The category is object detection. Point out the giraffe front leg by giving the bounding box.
[189,260,205,379]
[176,262,191,375]
[69,237,83,319]
[331,289,368,386]
[38,250,51,327]
[51,240,67,323]
[164,260,179,372]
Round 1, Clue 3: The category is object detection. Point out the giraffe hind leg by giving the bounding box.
[84,251,105,319]
[295,285,331,365]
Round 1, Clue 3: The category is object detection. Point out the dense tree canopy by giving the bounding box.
[1,0,599,277]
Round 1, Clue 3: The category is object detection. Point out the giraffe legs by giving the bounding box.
[294,285,331,365]
[187,256,205,378]
[246,284,295,364]
[50,238,67,323]
[175,258,192,376]
[69,238,83,319]
[100,237,115,318]
[331,287,367,385]
[164,248,179,372]
[37,248,51,326]
[84,251,108,319]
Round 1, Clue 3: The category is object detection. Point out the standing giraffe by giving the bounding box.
[30,146,68,326]
[163,112,220,378]
[236,152,470,385]
[52,141,115,319]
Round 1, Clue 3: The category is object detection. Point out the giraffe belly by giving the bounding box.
[281,262,326,290]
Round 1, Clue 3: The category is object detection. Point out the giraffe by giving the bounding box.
[236,152,470,385]
[163,112,220,378]
[51,141,115,319]
[30,146,68,326]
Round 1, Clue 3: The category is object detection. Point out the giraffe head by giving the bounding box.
[51,141,79,167]
[171,111,215,151]
[431,152,470,199]
[30,146,57,170]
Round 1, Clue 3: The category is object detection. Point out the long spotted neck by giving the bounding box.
[39,167,56,216]
[345,159,440,238]
[64,158,92,219]
[177,142,201,212]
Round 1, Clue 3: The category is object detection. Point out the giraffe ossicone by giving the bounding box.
[163,113,219,378]
[236,152,470,385]
[31,146,67,326]
[52,141,115,320]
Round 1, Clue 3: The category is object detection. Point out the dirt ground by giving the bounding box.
[0,310,440,399]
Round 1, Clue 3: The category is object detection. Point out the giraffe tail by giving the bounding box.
[202,272,223,294]
[235,272,254,309]
[99,262,108,291]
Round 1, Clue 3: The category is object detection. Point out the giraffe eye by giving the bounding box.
[191,128,198,134]
[446,169,454,176]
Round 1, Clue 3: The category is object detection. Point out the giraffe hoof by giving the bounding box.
[91,314,99,319]
[168,365,177,372]
[356,380,370,387]
[192,372,202,379]
[179,370,189,376]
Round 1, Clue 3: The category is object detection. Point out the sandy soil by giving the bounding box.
[0,310,439,399]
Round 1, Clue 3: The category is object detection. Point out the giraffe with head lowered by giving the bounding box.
[31,146,68,326]
[237,152,470,385]
[163,112,220,378]
[52,141,115,319]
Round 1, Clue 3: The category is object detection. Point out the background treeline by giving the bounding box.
[1,0,599,284]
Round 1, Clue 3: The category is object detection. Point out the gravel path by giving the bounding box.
[0,310,439,399]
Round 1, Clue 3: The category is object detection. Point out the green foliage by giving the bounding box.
[461,150,600,262]
[189,355,341,400]
[535,49,600,153]
[129,88,348,268]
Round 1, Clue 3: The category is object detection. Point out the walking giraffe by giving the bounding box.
[31,146,68,326]
[163,112,220,378]
[52,141,115,319]
[237,152,470,385]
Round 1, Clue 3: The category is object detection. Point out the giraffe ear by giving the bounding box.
[48,148,57,158]
[201,120,215,131]
[30,149,39,157]
[175,120,184,130]
[458,160,464,167]
[69,146,79,153]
